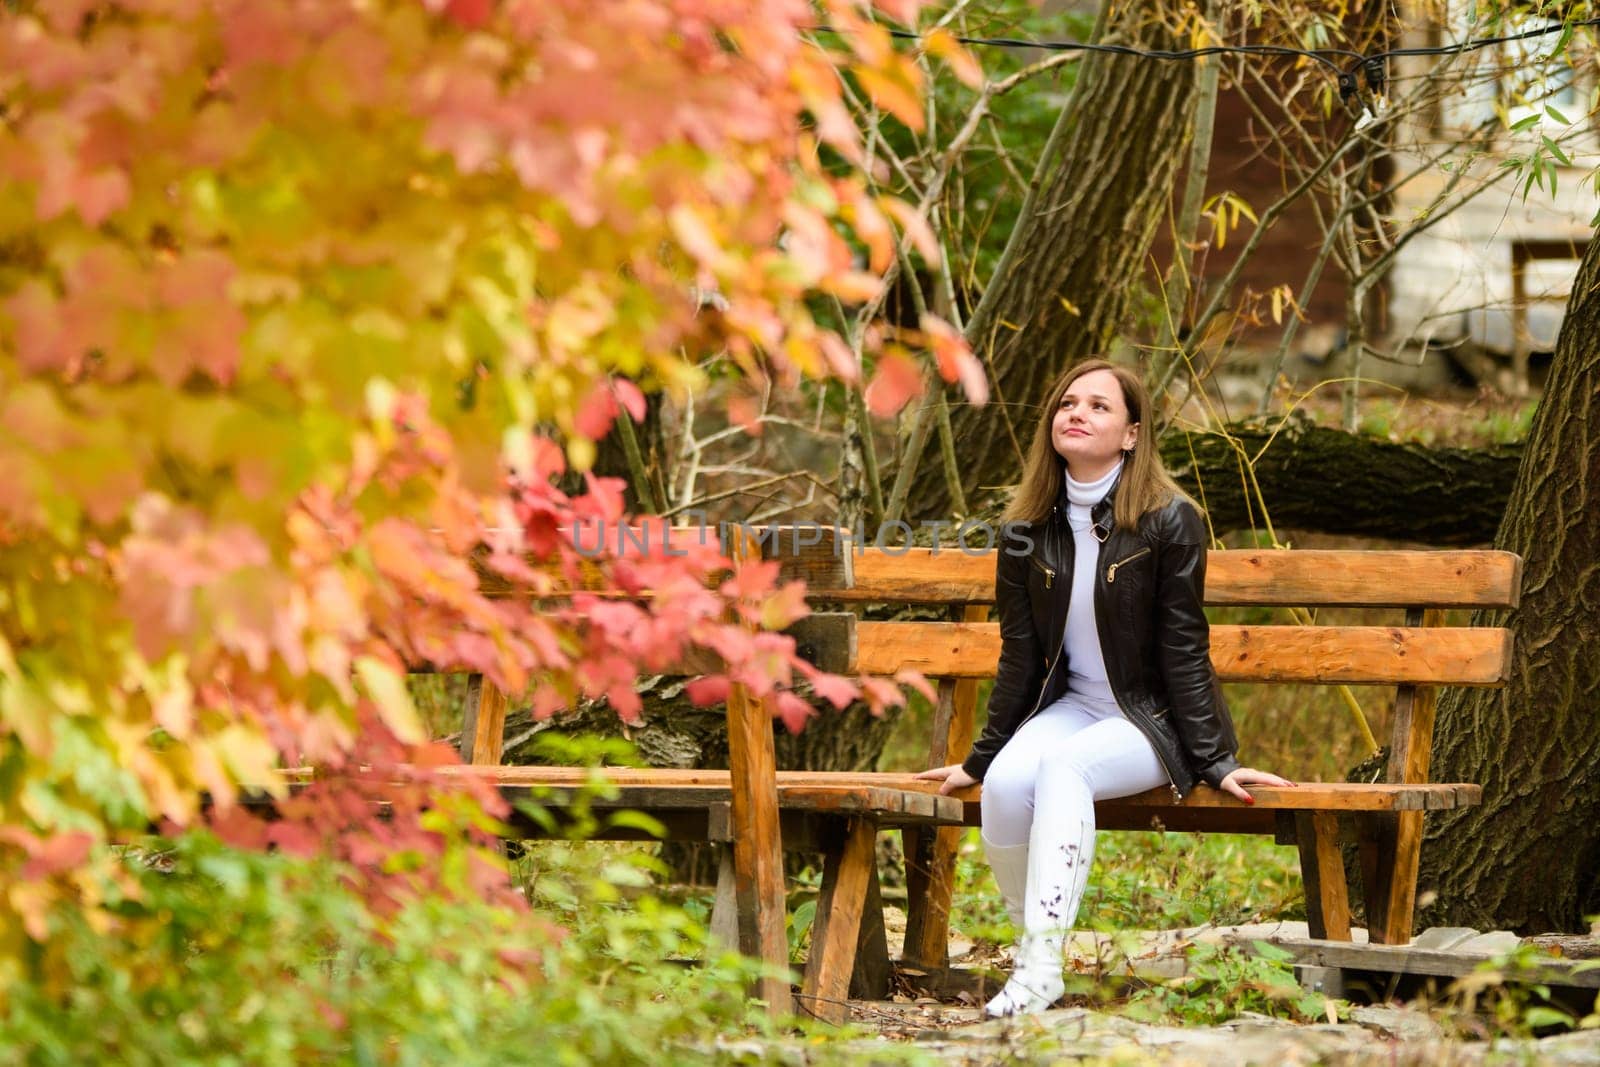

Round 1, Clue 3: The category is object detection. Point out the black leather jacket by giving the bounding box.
[961,479,1241,799]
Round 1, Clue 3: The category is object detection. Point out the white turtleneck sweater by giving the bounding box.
[1063,461,1122,706]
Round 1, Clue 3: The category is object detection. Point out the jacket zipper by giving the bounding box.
[1018,653,1063,730]
[1016,512,1066,730]
[1090,541,1184,800]
[1104,546,1151,584]
[1125,705,1185,801]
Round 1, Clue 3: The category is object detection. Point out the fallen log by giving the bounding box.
[1161,423,1522,546]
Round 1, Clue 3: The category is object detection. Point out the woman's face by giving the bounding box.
[1051,368,1139,474]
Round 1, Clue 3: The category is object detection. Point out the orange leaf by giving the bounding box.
[864,349,924,417]
[923,28,984,88]
[855,66,926,132]
[922,314,988,405]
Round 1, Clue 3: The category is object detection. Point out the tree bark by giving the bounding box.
[908,1,1200,521]
[592,393,670,515]
[1417,234,1600,934]
[1163,424,1521,545]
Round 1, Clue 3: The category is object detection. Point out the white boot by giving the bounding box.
[982,836,1028,929]
[982,837,1064,1017]
[985,928,1065,1017]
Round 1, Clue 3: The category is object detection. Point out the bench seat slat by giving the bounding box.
[852,621,1512,686]
[431,770,964,826]
[437,767,1479,813]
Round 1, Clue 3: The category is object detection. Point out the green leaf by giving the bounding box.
[1546,104,1572,126]
[1251,939,1294,962]
[788,898,817,953]
[1524,1005,1576,1029]
[1543,136,1572,167]
[603,810,667,839]
[1511,113,1542,132]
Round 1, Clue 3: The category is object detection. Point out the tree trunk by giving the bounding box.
[1163,425,1521,545]
[908,0,1200,521]
[1417,234,1600,934]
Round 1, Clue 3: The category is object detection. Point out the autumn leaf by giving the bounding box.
[685,675,732,706]
[921,314,988,405]
[0,0,941,946]
[771,691,814,733]
[864,348,925,416]
[923,28,984,88]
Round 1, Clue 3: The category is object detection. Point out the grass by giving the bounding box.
[949,826,1304,946]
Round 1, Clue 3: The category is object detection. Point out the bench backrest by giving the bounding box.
[764,537,1521,797]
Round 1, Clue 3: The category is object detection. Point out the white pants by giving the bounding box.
[981,693,1168,931]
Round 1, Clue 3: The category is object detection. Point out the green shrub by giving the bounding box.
[0,830,774,1066]
[1124,940,1334,1026]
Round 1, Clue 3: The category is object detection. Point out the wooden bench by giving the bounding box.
[454,531,1520,1023]
[771,539,1519,965]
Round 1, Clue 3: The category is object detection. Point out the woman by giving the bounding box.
[917,359,1293,1018]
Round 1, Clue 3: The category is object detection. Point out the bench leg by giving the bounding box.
[849,860,892,1001]
[460,674,508,765]
[709,846,743,955]
[901,823,963,972]
[1358,811,1422,945]
[1295,811,1352,941]
[800,817,877,1024]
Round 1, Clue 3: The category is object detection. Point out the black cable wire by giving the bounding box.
[808,16,1600,83]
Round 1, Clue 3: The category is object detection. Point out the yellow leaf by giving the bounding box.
[923,29,984,88]
[855,66,925,132]
[355,655,424,744]
[565,435,597,473]
[212,724,283,794]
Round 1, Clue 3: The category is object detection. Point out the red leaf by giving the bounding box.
[894,668,938,703]
[685,675,731,705]
[19,831,93,880]
[607,682,643,723]
[573,383,618,441]
[798,662,857,710]
[923,314,988,405]
[858,675,907,714]
[268,820,322,858]
[871,0,925,24]
[442,0,494,29]
[728,393,763,435]
[73,167,131,227]
[613,378,647,423]
[209,806,271,851]
[818,331,859,381]
[772,690,813,733]
[864,349,924,417]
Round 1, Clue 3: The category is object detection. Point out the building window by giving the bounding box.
[1437,6,1586,136]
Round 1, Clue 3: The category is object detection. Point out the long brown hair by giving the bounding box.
[1001,359,1189,532]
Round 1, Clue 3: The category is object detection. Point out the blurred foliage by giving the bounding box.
[0,830,779,1066]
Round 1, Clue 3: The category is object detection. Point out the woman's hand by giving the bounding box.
[915,763,979,796]
[1218,767,1297,805]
